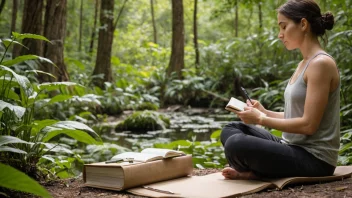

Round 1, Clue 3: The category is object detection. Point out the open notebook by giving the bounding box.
[128,166,352,198]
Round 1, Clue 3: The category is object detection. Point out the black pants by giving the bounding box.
[221,122,335,178]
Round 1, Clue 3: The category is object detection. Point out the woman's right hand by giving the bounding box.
[246,99,267,114]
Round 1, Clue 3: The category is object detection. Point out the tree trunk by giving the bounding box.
[89,0,100,53]
[167,0,184,79]
[193,0,199,68]
[258,2,262,31]
[10,0,18,35]
[78,0,83,52]
[41,0,69,82]
[234,0,238,37]
[14,0,44,58]
[92,0,114,88]
[150,0,157,44]
[0,0,5,16]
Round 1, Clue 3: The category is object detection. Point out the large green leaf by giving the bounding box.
[0,76,19,88]
[339,142,352,154]
[3,88,20,101]
[0,100,26,118]
[31,119,58,136]
[42,128,102,145]
[0,65,32,97]
[0,38,28,49]
[41,121,101,144]
[42,143,73,154]
[49,95,73,104]
[0,146,27,154]
[12,32,51,43]
[1,55,55,67]
[25,70,57,80]
[0,135,32,146]
[51,121,99,138]
[37,82,83,92]
[0,163,51,198]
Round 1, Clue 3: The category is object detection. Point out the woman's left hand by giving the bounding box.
[236,107,262,124]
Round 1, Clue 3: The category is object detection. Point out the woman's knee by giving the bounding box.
[221,121,244,145]
[223,133,247,154]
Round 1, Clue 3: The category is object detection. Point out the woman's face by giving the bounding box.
[277,13,305,50]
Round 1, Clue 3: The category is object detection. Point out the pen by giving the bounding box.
[142,186,175,194]
[241,87,253,105]
[105,158,123,164]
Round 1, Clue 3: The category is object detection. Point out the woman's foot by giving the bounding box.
[221,167,258,180]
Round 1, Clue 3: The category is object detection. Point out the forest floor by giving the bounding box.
[41,168,352,198]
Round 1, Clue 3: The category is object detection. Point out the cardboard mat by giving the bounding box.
[128,166,352,198]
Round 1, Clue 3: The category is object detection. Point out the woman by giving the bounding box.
[221,0,340,180]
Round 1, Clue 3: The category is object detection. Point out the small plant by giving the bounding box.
[153,130,226,169]
[116,110,170,131]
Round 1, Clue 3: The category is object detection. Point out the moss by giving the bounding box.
[115,110,170,131]
[135,102,159,111]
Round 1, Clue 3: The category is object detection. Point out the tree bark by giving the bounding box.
[0,0,5,16]
[14,0,44,58]
[89,0,100,53]
[10,0,18,35]
[150,0,157,44]
[167,0,184,79]
[193,0,199,68]
[258,1,262,31]
[41,0,69,82]
[92,0,114,88]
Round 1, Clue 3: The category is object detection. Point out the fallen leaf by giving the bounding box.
[335,186,348,191]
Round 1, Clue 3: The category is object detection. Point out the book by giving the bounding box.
[83,154,193,191]
[225,97,247,112]
[128,166,352,198]
[225,97,266,117]
[109,148,185,163]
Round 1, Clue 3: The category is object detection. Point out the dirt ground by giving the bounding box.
[39,168,352,198]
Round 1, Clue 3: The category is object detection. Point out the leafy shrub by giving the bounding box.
[0,33,102,196]
[116,110,170,131]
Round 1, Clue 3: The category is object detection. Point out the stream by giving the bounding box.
[100,108,235,151]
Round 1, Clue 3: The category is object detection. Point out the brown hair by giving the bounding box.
[278,0,334,37]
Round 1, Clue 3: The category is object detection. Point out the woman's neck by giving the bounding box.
[299,35,323,61]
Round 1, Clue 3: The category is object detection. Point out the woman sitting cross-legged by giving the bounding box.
[221,0,340,180]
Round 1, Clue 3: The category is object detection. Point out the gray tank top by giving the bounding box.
[282,52,340,166]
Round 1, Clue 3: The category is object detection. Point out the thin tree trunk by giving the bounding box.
[0,0,5,16]
[258,2,262,31]
[14,0,44,58]
[150,0,157,44]
[89,0,99,53]
[41,0,69,82]
[10,0,18,35]
[92,0,114,88]
[193,0,199,68]
[78,0,83,52]
[234,0,238,37]
[113,0,128,30]
[167,0,184,79]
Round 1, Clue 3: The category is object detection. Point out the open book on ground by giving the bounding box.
[128,166,352,198]
[110,148,185,163]
[225,97,247,112]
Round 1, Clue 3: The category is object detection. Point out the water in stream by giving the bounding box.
[100,108,236,151]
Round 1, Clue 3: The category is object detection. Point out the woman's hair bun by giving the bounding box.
[321,12,334,30]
